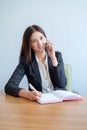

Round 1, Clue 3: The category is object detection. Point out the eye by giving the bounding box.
[31,39,37,44]
[40,36,44,40]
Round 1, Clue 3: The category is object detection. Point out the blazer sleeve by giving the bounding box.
[4,58,26,97]
[49,52,67,90]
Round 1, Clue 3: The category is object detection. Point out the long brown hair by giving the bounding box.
[19,25,47,63]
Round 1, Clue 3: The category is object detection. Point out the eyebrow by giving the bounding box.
[30,35,44,41]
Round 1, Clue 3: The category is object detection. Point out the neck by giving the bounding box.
[35,51,46,63]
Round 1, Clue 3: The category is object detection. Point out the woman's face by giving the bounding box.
[30,31,46,53]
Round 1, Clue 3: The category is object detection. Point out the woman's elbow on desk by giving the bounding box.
[4,85,23,97]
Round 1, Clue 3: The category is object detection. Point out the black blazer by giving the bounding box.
[5,52,67,97]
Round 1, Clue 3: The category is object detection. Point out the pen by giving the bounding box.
[29,83,38,93]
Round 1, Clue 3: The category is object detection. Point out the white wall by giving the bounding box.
[0,0,87,94]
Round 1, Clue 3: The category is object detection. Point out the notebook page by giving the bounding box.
[37,93,62,104]
[52,90,83,100]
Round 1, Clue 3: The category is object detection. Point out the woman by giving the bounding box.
[5,25,67,101]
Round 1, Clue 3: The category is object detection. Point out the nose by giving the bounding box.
[37,40,43,46]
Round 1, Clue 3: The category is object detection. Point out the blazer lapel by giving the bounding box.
[31,58,42,86]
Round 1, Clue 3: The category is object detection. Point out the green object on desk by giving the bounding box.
[64,64,72,91]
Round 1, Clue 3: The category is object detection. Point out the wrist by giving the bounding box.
[18,89,31,99]
[51,57,58,66]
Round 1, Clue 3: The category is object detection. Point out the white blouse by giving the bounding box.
[35,54,54,93]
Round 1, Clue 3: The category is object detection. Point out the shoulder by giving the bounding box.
[55,51,62,57]
[19,57,28,66]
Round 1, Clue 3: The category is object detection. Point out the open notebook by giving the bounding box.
[37,90,83,104]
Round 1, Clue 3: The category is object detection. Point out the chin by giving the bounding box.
[39,50,44,52]
[39,48,45,52]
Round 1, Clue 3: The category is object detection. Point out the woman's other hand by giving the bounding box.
[18,89,42,101]
[46,40,58,66]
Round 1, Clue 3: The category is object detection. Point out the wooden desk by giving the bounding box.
[0,90,87,130]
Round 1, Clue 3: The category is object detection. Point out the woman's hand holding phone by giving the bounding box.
[46,40,55,58]
[46,40,58,66]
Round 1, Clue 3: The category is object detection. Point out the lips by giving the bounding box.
[38,45,44,49]
[38,47,43,49]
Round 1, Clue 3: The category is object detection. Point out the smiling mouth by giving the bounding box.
[38,45,44,49]
[38,43,46,49]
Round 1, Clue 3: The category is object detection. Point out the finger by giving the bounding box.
[31,91,42,100]
[46,42,53,49]
[31,95,40,101]
[46,39,53,45]
[32,91,41,96]
[46,45,52,51]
